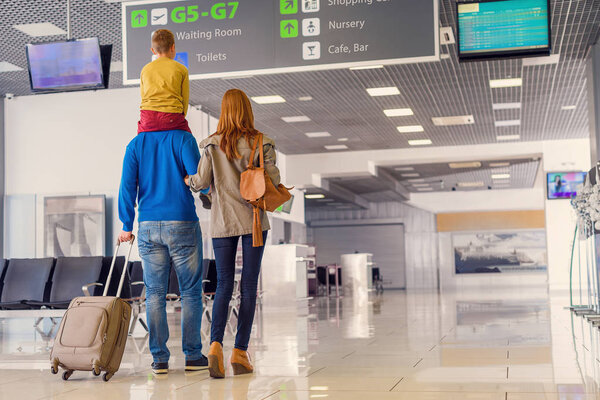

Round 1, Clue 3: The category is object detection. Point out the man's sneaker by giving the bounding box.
[185,355,209,371]
[151,362,169,374]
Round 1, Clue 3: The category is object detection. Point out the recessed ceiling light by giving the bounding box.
[408,178,425,183]
[366,86,400,97]
[496,135,521,141]
[338,138,349,142]
[522,54,560,66]
[384,108,414,117]
[394,166,414,171]
[14,22,66,37]
[562,105,576,111]
[251,95,286,104]
[492,174,511,180]
[298,96,313,101]
[397,125,424,133]
[305,194,325,199]
[282,116,311,123]
[432,115,474,126]
[489,78,522,88]
[310,386,329,391]
[416,187,434,192]
[325,144,348,150]
[440,53,451,60]
[305,131,331,138]
[449,162,482,169]
[350,65,384,70]
[495,120,521,127]
[0,61,23,72]
[458,181,484,188]
[310,394,330,398]
[408,139,432,146]
[489,162,510,167]
[412,183,430,187]
[401,173,420,177]
[492,102,521,110]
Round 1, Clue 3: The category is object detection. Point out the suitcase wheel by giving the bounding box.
[102,372,113,382]
[62,370,73,381]
[50,366,58,375]
[92,367,101,376]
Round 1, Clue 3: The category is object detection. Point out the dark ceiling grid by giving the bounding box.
[0,0,598,154]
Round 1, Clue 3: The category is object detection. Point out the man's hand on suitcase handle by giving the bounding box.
[118,231,135,244]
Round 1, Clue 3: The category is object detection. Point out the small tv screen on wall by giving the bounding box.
[547,172,586,200]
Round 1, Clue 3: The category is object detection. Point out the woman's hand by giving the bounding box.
[184,175,190,186]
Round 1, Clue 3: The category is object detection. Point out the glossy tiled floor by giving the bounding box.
[1,288,600,399]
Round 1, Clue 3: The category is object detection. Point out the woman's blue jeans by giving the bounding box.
[211,231,268,351]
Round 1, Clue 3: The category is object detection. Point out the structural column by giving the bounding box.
[588,42,600,164]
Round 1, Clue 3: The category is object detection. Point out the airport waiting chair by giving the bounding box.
[0,259,9,300]
[128,261,145,299]
[0,258,56,310]
[26,256,104,309]
[202,259,217,323]
[100,256,132,299]
[372,267,384,293]
[167,265,181,301]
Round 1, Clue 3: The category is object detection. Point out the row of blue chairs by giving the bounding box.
[0,256,145,310]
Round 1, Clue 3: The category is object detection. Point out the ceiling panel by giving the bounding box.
[0,0,598,154]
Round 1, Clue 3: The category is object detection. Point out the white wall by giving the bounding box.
[287,138,591,291]
[3,88,303,259]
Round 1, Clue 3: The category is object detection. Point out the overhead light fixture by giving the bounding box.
[489,78,522,88]
[495,120,521,127]
[384,108,414,117]
[492,174,511,180]
[310,394,329,399]
[397,125,424,133]
[440,27,456,45]
[440,53,451,60]
[408,139,432,146]
[325,144,348,150]
[523,54,560,66]
[416,187,434,192]
[350,65,384,70]
[458,181,484,188]
[489,162,510,167]
[305,131,331,138]
[401,173,420,177]
[496,135,521,141]
[394,166,414,171]
[408,178,425,183]
[305,194,325,199]
[298,96,313,101]
[251,95,286,104]
[449,161,482,169]
[493,102,521,110]
[366,86,400,97]
[337,138,349,142]
[432,115,474,126]
[412,183,430,188]
[13,22,66,37]
[0,61,23,72]
[282,116,311,123]
[562,105,576,111]
[310,386,329,391]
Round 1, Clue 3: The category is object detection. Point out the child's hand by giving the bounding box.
[184,175,190,186]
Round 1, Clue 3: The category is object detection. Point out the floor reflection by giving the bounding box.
[0,289,598,399]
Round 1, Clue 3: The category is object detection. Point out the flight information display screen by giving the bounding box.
[457,0,551,61]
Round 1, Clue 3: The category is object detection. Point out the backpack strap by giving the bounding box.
[258,133,265,169]
[247,134,260,169]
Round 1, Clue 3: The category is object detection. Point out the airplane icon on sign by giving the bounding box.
[151,8,168,25]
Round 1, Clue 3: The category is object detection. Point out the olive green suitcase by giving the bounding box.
[50,239,134,382]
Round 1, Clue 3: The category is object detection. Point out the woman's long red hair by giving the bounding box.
[214,89,258,161]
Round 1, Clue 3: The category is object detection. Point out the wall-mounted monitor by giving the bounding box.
[547,172,586,200]
[276,195,294,214]
[26,38,108,93]
[457,0,551,61]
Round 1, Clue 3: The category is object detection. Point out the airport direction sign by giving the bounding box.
[122,0,439,84]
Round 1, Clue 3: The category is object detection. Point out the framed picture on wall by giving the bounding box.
[43,195,106,258]
[452,230,547,274]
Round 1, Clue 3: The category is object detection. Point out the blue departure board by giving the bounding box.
[457,0,550,61]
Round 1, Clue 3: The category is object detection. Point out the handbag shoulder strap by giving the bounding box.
[258,132,264,169]
[247,133,260,169]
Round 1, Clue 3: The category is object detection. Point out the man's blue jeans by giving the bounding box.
[211,231,268,351]
[138,221,203,363]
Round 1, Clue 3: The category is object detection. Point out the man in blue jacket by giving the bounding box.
[118,129,208,374]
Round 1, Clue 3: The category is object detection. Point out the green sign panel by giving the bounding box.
[122,0,438,83]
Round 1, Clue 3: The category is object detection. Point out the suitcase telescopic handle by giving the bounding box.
[102,236,136,297]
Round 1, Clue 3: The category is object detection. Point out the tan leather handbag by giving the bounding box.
[240,133,292,246]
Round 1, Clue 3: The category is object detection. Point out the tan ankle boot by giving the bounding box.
[231,348,254,375]
[207,342,225,378]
